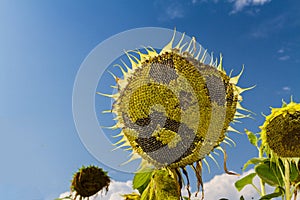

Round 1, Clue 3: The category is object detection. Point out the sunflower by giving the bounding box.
[70,165,110,200]
[99,30,252,198]
[260,99,300,161]
[259,99,300,199]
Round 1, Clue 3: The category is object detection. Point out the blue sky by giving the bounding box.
[1,0,300,199]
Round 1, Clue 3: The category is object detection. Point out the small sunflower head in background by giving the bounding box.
[99,30,253,197]
[70,165,110,200]
[260,98,300,162]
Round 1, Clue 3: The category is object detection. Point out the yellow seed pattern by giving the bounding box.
[113,51,239,168]
[97,31,252,173]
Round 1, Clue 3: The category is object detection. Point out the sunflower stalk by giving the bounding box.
[258,145,266,196]
[284,159,291,200]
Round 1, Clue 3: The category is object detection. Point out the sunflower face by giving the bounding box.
[261,101,300,158]
[71,166,110,199]
[102,31,250,169]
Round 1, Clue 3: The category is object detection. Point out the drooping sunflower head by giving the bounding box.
[260,99,300,161]
[70,165,110,199]
[99,30,252,195]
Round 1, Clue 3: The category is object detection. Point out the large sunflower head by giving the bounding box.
[260,99,300,161]
[99,30,252,197]
[70,165,110,199]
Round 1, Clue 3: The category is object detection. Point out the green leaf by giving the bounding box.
[290,161,300,182]
[133,170,153,194]
[259,192,283,200]
[255,162,283,187]
[259,187,284,200]
[242,157,266,171]
[245,129,258,147]
[235,172,256,191]
[240,196,245,200]
[140,169,180,200]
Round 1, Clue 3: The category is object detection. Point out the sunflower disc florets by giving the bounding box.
[260,100,300,159]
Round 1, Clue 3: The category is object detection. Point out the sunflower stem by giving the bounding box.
[284,159,291,200]
[251,183,262,196]
[258,146,266,196]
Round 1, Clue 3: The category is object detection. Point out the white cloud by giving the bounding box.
[165,3,184,20]
[196,0,271,14]
[277,49,284,53]
[282,86,291,92]
[155,1,185,22]
[276,86,292,95]
[230,0,271,13]
[202,170,259,199]
[278,55,290,61]
[58,191,71,199]
[185,170,284,200]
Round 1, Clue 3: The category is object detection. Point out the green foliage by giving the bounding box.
[242,157,266,171]
[133,170,153,194]
[290,161,300,183]
[235,173,256,191]
[255,161,283,187]
[238,125,300,200]
[245,129,259,147]
[259,187,284,200]
[140,169,180,200]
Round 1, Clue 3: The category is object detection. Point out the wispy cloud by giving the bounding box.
[229,0,272,14]
[192,0,219,4]
[282,86,291,92]
[192,0,198,5]
[194,0,271,14]
[276,86,292,95]
[155,1,185,21]
[278,55,290,61]
[277,47,291,61]
[166,3,184,19]
[250,14,285,38]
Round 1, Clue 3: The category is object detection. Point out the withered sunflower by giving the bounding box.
[99,30,253,198]
[70,165,110,200]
